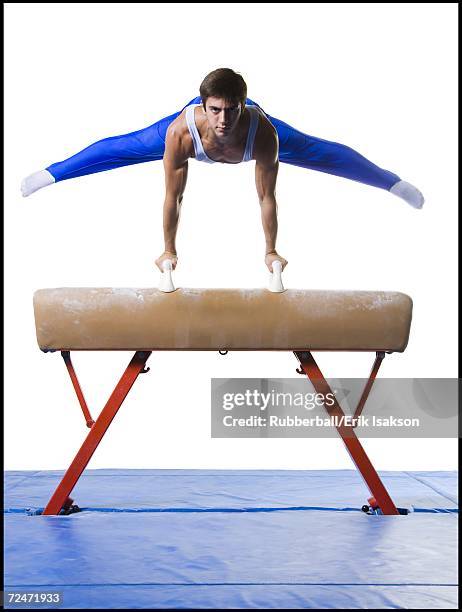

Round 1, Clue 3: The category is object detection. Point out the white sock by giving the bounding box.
[389,180,424,209]
[21,169,55,197]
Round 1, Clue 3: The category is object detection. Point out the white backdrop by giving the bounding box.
[5,3,458,470]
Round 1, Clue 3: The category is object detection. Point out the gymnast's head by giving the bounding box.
[199,68,247,137]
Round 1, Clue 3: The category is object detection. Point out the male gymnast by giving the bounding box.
[21,68,424,272]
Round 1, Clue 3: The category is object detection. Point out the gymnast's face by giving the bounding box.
[204,97,243,139]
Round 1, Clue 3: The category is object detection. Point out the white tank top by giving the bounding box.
[185,104,262,163]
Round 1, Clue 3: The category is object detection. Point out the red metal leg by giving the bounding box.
[61,351,95,428]
[353,351,385,422]
[294,351,399,515]
[43,351,151,515]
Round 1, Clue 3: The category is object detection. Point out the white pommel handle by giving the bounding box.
[159,259,176,293]
[268,260,285,293]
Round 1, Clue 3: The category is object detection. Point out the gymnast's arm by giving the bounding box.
[255,128,288,272]
[155,124,189,271]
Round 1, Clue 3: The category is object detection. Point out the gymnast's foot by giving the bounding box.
[389,180,424,209]
[21,169,55,197]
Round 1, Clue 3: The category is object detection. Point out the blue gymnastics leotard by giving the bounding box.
[46,96,400,190]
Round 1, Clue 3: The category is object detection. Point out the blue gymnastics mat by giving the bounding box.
[4,470,458,609]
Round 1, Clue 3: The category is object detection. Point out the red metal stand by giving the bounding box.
[43,349,398,515]
[43,351,151,515]
[294,351,399,515]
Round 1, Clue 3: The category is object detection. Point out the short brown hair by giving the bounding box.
[199,68,247,111]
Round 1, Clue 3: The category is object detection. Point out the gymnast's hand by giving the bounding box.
[155,251,178,272]
[265,251,288,272]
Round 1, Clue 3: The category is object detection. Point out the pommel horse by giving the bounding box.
[33,283,413,516]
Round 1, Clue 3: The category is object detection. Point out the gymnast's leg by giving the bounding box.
[22,96,424,208]
[21,97,201,197]
[263,111,424,208]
